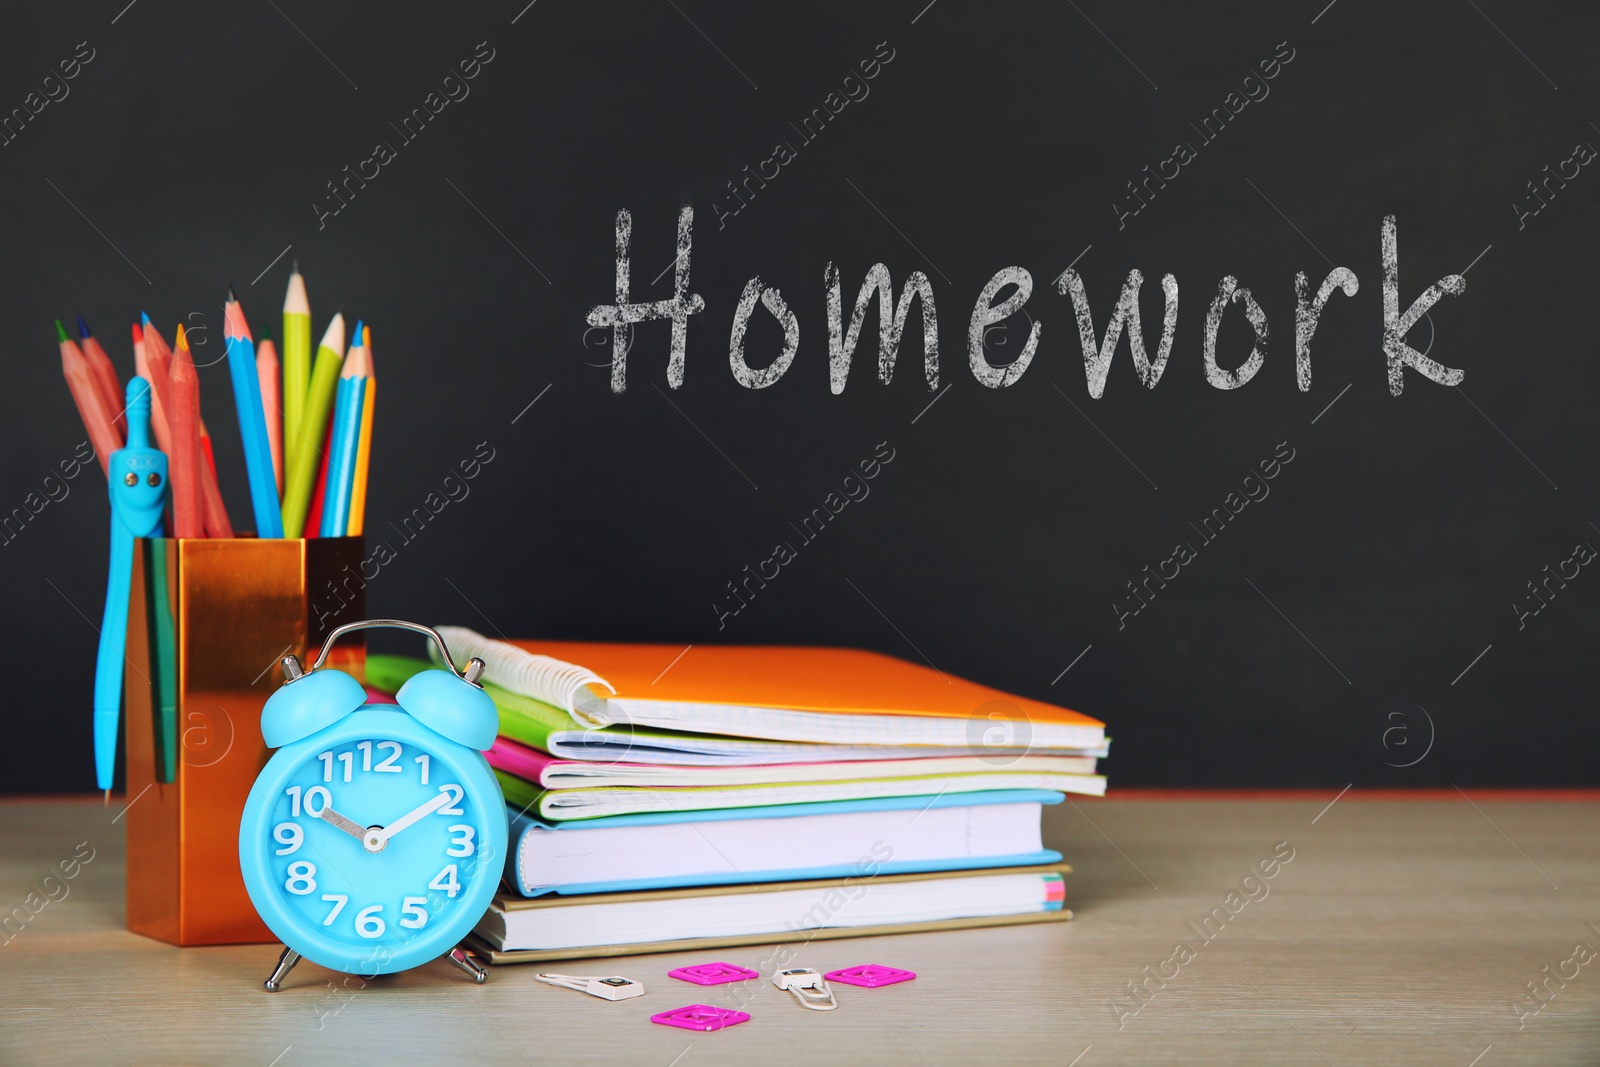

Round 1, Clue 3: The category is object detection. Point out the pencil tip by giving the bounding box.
[292,259,299,274]
[54,319,68,343]
[103,790,110,808]
[140,311,153,328]
[227,283,238,303]
[176,323,187,348]
[353,319,364,341]
[76,315,92,339]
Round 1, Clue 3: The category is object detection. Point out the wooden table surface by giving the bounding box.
[2,792,1597,1066]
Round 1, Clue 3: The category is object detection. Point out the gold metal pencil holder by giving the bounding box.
[123,536,367,946]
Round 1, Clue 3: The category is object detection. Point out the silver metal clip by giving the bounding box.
[535,972,646,1001]
[773,967,838,1011]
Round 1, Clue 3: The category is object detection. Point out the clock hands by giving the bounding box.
[361,790,454,853]
[302,789,456,853]
[310,805,371,844]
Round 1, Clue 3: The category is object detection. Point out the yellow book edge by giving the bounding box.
[471,864,1071,965]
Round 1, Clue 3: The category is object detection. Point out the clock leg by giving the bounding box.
[264,946,302,992]
[446,946,488,984]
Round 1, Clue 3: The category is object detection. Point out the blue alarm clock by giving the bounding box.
[239,620,507,991]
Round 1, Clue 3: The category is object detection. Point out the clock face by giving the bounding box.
[243,722,499,975]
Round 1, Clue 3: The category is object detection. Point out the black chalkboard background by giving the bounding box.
[4,1,1596,793]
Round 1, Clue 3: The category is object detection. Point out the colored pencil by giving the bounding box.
[335,379,366,536]
[136,314,175,456]
[317,379,350,537]
[137,320,182,533]
[322,328,367,537]
[257,335,284,494]
[141,319,231,536]
[195,411,234,538]
[131,322,155,457]
[282,266,311,473]
[223,287,284,538]
[57,321,119,477]
[312,321,363,537]
[169,325,203,538]
[199,417,219,485]
[303,407,334,538]
[76,316,126,437]
[348,324,376,536]
[281,313,344,537]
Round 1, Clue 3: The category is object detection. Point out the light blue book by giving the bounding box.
[503,789,1064,896]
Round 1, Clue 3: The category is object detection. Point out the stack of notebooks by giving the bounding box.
[366,629,1108,963]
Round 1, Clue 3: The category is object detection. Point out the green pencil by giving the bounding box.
[280,313,344,537]
[282,266,311,473]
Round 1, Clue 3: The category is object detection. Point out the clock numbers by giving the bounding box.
[429,864,461,898]
[283,784,331,817]
[446,825,476,857]
[273,822,303,856]
[317,742,411,783]
[285,861,317,895]
[321,894,348,925]
[355,904,386,939]
[304,786,331,817]
[436,784,465,816]
[273,742,482,944]
[399,897,429,930]
[373,741,402,772]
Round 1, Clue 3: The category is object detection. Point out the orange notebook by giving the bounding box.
[432,628,1106,751]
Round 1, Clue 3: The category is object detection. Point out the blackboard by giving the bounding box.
[6,0,1597,793]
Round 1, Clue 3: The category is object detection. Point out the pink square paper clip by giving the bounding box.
[824,965,917,988]
[651,1005,751,1032]
[669,962,760,986]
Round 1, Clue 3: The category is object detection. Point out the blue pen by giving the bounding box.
[94,377,168,799]
[223,287,284,537]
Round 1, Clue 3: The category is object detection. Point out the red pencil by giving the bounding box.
[169,326,203,538]
[199,420,219,483]
[76,317,126,438]
[58,321,119,477]
[144,318,233,537]
[257,337,284,495]
[197,425,234,538]
[302,409,334,538]
[134,318,175,456]
[197,417,228,534]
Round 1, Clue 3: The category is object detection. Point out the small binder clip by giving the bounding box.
[534,972,646,1001]
[773,967,838,1011]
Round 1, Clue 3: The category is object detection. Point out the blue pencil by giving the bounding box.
[224,288,284,537]
[321,326,367,537]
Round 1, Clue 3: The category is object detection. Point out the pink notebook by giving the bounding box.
[488,736,562,781]
[484,735,1101,793]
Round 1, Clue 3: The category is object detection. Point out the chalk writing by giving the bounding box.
[590,212,1466,398]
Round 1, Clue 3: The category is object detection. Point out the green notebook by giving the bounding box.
[368,654,578,753]
[366,654,760,757]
